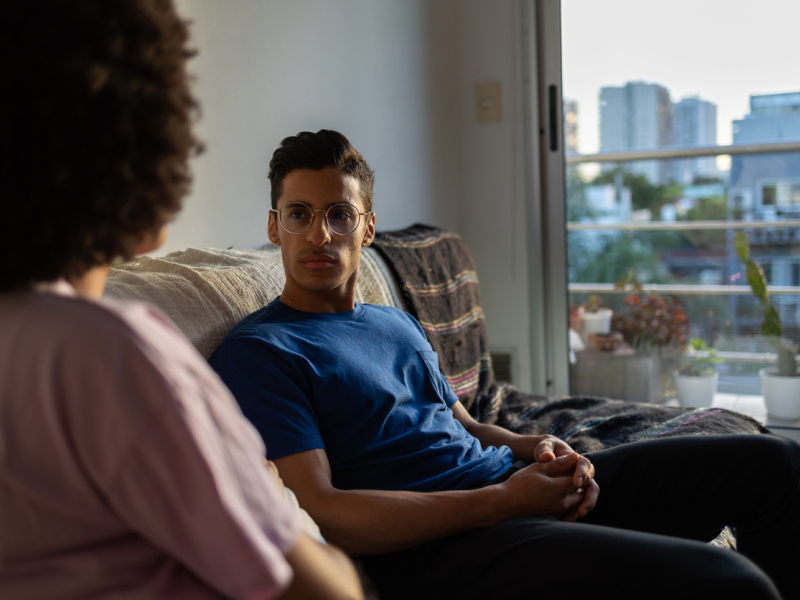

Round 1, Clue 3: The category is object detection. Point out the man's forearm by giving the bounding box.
[463,421,544,463]
[302,484,509,556]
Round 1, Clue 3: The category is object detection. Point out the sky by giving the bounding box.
[561,0,800,164]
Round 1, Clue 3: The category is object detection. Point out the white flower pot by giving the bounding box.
[674,371,718,408]
[580,309,613,344]
[760,367,800,421]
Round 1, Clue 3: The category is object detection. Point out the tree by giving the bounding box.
[680,195,728,248]
[589,166,682,217]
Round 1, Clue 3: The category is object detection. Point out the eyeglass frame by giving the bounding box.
[270,202,374,236]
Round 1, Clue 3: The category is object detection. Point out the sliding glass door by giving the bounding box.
[530,0,800,403]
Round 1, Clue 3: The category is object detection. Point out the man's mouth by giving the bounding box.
[301,254,336,269]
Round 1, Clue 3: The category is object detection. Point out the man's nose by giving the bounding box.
[305,210,331,247]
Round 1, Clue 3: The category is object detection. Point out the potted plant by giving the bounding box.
[580,294,613,344]
[734,232,800,420]
[674,338,723,408]
[611,275,691,402]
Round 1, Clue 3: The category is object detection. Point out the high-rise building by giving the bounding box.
[728,92,800,337]
[599,81,673,185]
[729,92,800,223]
[673,96,718,184]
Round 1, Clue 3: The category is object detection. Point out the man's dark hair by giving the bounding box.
[268,130,375,211]
[0,0,201,293]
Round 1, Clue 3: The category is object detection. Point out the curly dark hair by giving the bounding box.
[0,0,201,292]
[268,130,375,211]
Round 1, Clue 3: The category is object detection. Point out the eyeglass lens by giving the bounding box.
[279,204,361,235]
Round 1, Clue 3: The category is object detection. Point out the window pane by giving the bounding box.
[561,0,800,407]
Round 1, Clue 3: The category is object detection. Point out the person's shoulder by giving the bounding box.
[0,290,194,391]
[5,291,145,347]
[361,303,421,328]
[210,299,290,367]
[361,303,409,318]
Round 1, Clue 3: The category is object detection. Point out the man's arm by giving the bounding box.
[448,401,599,520]
[273,447,586,556]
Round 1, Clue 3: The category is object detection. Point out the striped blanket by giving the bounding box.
[372,224,769,455]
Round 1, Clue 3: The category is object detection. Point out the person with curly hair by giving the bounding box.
[0,2,362,599]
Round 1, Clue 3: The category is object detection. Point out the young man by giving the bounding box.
[212,129,800,600]
[0,5,362,599]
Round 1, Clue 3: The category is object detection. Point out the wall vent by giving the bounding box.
[490,347,517,385]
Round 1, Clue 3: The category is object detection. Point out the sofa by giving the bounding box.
[104,224,770,549]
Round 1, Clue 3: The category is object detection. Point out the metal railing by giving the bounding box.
[566,139,800,164]
[568,220,800,231]
[568,283,800,296]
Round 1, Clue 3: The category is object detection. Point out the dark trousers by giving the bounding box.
[359,434,800,600]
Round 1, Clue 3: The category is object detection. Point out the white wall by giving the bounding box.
[167,0,461,254]
[453,1,534,392]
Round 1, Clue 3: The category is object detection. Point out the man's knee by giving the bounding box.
[754,434,800,481]
[697,550,781,600]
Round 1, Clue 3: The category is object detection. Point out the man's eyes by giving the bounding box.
[330,210,353,221]
[287,209,311,220]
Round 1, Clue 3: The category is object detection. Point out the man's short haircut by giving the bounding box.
[268,130,375,212]
[0,0,201,293]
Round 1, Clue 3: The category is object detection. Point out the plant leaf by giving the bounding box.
[734,231,749,262]
[762,306,782,340]
[778,347,798,377]
[746,261,768,305]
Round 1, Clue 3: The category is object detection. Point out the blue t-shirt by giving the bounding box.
[210,300,513,492]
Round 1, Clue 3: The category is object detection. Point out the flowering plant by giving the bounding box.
[611,274,690,351]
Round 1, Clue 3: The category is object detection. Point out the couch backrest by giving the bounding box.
[103,246,403,359]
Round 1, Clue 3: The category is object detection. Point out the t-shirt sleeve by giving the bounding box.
[211,335,326,460]
[69,308,303,600]
[438,369,460,407]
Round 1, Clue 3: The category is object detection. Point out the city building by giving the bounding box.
[599,81,673,185]
[673,96,718,183]
[730,92,800,230]
[728,92,800,338]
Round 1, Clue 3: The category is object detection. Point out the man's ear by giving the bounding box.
[268,211,281,246]
[361,212,376,248]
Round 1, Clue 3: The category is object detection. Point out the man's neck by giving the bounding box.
[279,279,359,314]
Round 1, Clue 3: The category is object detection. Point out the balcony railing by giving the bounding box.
[566,140,800,371]
[566,139,800,164]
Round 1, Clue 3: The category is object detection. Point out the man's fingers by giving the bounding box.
[534,439,556,462]
[573,456,595,488]
[577,480,600,518]
[540,451,579,474]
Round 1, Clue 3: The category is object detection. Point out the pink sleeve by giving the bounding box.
[70,304,302,600]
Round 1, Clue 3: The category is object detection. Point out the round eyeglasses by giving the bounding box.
[271,203,372,236]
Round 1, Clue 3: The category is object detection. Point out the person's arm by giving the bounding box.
[448,401,599,520]
[274,446,585,556]
[279,534,363,600]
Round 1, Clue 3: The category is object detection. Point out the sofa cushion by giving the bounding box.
[103,246,401,359]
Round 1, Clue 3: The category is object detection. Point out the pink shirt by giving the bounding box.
[0,281,301,599]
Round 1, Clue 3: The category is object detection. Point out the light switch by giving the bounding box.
[476,81,501,123]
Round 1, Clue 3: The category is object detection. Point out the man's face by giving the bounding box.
[268,167,375,310]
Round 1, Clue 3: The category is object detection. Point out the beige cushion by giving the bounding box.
[104,246,400,359]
